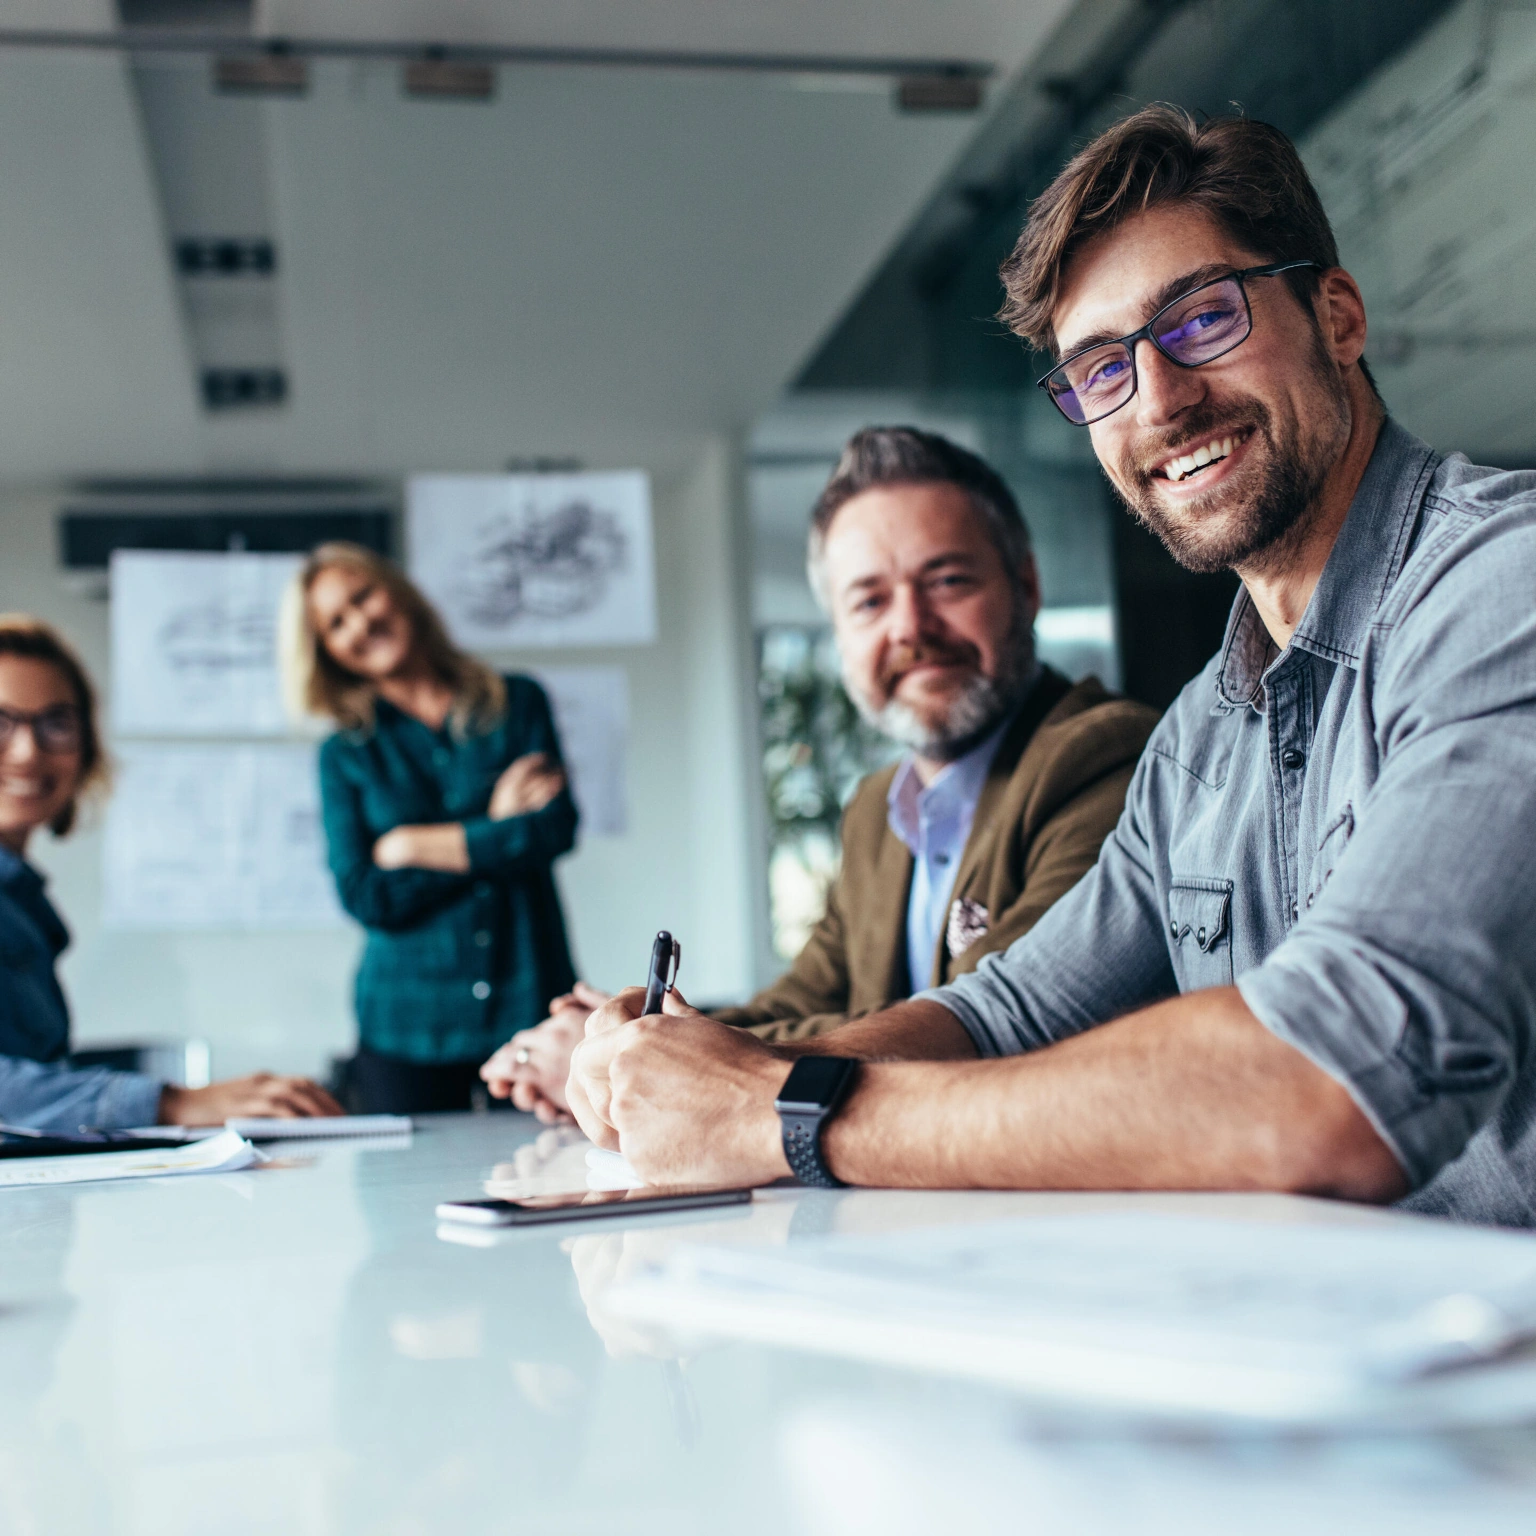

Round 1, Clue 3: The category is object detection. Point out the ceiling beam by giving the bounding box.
[0,26,995,81]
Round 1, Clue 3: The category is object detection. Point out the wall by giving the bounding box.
[0,441,762,1077]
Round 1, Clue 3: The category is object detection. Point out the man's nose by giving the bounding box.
[886,581,935,644]
[1132,338,1204,428]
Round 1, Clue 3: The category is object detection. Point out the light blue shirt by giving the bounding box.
[887,716,1013,995]
[921,421,1536,1228]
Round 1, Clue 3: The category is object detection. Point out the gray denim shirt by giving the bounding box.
[922,420,1536,1226]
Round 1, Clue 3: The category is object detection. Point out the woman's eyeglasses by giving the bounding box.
[0,705,83,755]
[1037,260,1323,426]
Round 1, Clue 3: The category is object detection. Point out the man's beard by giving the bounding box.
[848,601,1036,763]
[1113,337,1351,575]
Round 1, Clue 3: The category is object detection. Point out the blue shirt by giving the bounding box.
[887,716,1014,994]
[922,421,1536,1227]
[0,845,163,1132]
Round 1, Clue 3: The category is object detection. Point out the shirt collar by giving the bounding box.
[887,710,1013,851]
[1215,418,1441,708]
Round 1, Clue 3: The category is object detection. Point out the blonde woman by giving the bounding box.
[0,615,340,1131]
[283,543,578,1114]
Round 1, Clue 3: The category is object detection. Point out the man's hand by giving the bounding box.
[567,986,792,1187]
[158,1073,342,1126]
[372,823,470,872]
[480,981,611,1122]
[489,753,565,820]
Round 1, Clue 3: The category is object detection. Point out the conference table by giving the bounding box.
[3,1112,1536,1536]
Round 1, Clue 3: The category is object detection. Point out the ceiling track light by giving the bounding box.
[213,50,308,95]
[403,54,495,101]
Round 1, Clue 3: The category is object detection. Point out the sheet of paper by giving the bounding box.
[613,1211,1536,1425]
[110,550,301,736]
[102,743,344,930]
[529,665,628,836]
[407,471,657,648]
[0,1128,260,1187]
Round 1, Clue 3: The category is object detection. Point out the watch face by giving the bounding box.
[777,1056,856,1112]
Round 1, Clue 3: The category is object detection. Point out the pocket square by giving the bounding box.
[946,896,989,958]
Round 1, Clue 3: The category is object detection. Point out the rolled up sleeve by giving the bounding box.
[1239,510,1536,1190]
[0,1055,164,1133]
[918,756,1179,1057]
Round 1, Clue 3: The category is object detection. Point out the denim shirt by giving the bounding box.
[0,844,71,1064]
[0,846,163,1132]
[319,674,578,1063]
[923,420,1536,1227]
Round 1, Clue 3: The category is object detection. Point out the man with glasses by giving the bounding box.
[563,106,1536,1226]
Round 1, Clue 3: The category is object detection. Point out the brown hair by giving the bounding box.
[806,426,1031,607]
[0,615,109,836]
[279,542,505,737]
[1000,104,1340,355]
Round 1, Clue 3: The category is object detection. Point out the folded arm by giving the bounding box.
[319,753,474,930]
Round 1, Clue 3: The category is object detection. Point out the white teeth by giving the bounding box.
[1162,433,1239,481]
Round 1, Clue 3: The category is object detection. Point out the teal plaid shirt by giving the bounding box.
[318,675,578,1064]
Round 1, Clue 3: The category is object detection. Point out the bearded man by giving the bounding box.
[562,105,1536,1229]
[482,427,1155,1117]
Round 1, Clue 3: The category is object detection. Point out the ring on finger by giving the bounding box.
[513,1046,532,1066]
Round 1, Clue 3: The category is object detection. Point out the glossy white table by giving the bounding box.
[3,1112,1535,1536]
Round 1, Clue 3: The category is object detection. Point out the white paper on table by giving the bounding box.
[611,1211,1536,1426]
[0,1128,261,1188]
[102,742,344,930]
[110,550,301,736]
[406,471,656,649]
[528,666,628,836]
[585,1147,643,1190]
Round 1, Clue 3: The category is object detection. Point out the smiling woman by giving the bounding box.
[282,545,580,1114]
[0,615,342,1131]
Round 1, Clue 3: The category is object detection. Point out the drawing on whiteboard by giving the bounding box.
[111,550,300,736]
[454,498,629,629]
[156,595,278,677]
[408,471,657,648]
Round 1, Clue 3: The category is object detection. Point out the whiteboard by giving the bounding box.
[110,550,300,737]
[530,666,628,837]
[102,743,344,931]
[407,472,657,648]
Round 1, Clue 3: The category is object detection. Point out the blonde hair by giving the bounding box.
[279,543,505,736]
[0,614,110,837]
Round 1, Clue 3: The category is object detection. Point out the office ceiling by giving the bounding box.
[0,0,1078,482]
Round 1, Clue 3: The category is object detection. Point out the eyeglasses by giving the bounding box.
[1037,260,1324,426]
[0,705,83,755]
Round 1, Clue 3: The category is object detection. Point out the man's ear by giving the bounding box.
[1016,551,1043,623]
[1316,267,1369,369]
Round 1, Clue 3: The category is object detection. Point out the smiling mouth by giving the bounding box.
[1153,429,1251,483]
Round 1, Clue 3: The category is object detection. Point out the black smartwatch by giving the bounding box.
[774,1057,858,1188]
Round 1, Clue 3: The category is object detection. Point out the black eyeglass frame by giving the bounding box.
[0,704,83,755]
[1036,260,1325,426]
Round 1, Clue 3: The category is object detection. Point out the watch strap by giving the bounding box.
[780,1110,845,1188]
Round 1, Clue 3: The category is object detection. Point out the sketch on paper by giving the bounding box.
[531,666,629,837]
[111,551,300,736]
[102,744,344,931]
[407,472,657,649]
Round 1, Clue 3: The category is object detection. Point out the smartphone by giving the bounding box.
[435,1184,753,1227]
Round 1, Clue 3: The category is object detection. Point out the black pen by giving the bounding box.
[642,930,681,1016]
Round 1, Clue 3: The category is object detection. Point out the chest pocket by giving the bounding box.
[1167,878,1234,988]
[1303,803,1354,914]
